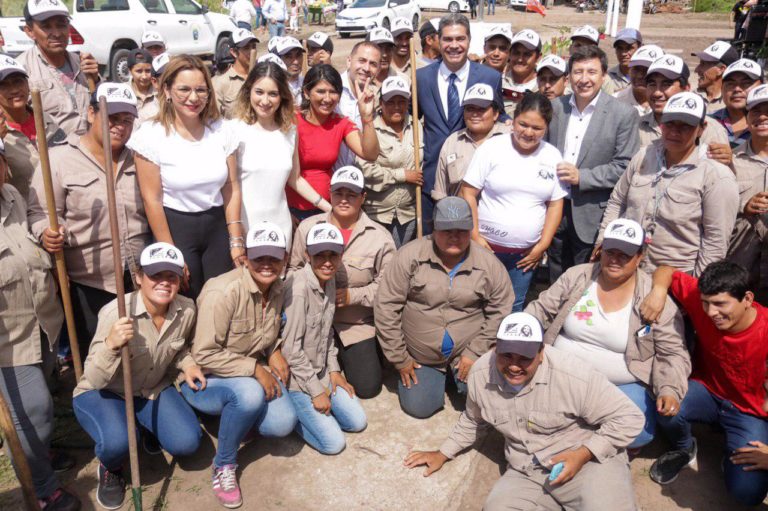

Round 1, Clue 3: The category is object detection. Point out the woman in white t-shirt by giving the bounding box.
[462,93,566,311]
[232,61,330,249]
[129,55,244,299]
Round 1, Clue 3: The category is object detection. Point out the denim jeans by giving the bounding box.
[73,387,202,471]
[181,376,296,467]
[656,379,768,506]
[397,365,468,419]
[487,0,496,14]
[289,387,367,455]
[617,382,655,448]
[255,7,264,28]
[495,251,535,312]
[268,21,286,39]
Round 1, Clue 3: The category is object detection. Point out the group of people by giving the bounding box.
[1,0,768,510]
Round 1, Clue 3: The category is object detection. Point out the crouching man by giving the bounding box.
[404,312,645,511]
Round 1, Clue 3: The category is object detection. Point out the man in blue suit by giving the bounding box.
[416,14,508,232]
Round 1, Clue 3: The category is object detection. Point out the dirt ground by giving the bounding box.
[0,6,762,511]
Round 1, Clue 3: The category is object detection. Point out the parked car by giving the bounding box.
[417,0,470,13]
[0,0,236,82]
[335,0,420,39]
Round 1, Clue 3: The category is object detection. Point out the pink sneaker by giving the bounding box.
[212,464,242,508]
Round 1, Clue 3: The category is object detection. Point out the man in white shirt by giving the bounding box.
[229,0,256,30]
[263,0,288,39]
[275,36,305,104]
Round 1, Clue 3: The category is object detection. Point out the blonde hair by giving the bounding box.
[155,54,220,134]
[234,61,295,133]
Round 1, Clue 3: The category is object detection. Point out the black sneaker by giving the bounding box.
[39,488,81,511]
[142,431,162,456]
[96,464,125,510]
[650,438,698,485]
[51,450,76,473]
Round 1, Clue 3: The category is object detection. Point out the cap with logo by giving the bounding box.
[496,312,543,359]
[268,36,283,54]
[462,83,494,108]
[0,55,28,82]
[246,222,287,260]
[276,36,305,56]
[127,48,152,70]
[258,53,288,71]
[571,25,600,44]
[307,31,333,53]
[747,84,768,110]
[536,54,567,76]
[484,25,513,45]
[602,219,644,256]
[510,29,541,51]
[306,223,344,255]
[723,58,763,81]
[25,0,69,21]
[381,76,411,101]
[140,242,185,277]
[647,55,690,81]
[330,166,365,194]
[419,18,440,39]
[433,196,473,231]
[391,18,414,37]
[151,52,170,77]
[613,27,642,47]
[693,41,739,66]
[661,91,705,126]
[629,44,664,68]
[232,27,259,48]
[95,82,138,117]
[368,27,394,46]
[141,30,166,48]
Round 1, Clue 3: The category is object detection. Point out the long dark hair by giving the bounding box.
[513,92,553,125]
[301,64,343,112]
[235,62,295,132]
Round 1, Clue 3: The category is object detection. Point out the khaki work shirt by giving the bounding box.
[600,141,739,276]
[0,185,62,367]
[390,58,413,78]
[134,85,159,127]
[614,86,651,117]
[705,95,725,114]
[281,264,340,397]
[374,237,514,370]
[17,45,92,136]
[191,266,284,378]
[212,66,246,119]
[27,135,151,292]
[607,65,630,93]
[73,291,196,399]
[525,263,690,402]
[438,348,645,473]
[289,212,396,346]
[432,123,509,201]
[358,114,423,224]
[638,112,729,148]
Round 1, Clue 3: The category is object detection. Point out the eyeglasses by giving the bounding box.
[172,86,210,99]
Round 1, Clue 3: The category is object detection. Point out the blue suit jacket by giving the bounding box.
[416,61,507,194]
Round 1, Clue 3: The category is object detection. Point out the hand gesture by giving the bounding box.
[254,363,282,400]
[42,225,66,254]
[656,395,680,417]
[106,317,133,350]
[639,288,666,324]
[312,391,332,415]
[183,364,207,391]
[516,243,546,273]
[399,360,421,389]
[330,371,355,397]
[353,77,375,122]
[548,446,593,486]
[454,356,474,383]
[403,450,448,477]
[268,349,290,384]
[745,192,768,216]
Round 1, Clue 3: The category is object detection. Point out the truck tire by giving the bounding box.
[110,48,132,83]
[216,35,233,60]
[412,13,419,29]
[381,17,390,30]
[448,1,459,12]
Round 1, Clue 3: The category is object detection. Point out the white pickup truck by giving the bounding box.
[0,0,236,82]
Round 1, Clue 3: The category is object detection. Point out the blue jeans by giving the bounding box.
[181,376,296,467]
[398,365,468,419]
[289,387,367,455]
[657,379,768,506]
[236,21,251,30]
[617,382,655,448]
[255,7,265,28]
[73,387,202,471]
[495,252,534,312]
[268,21,286,39]
[487,0,496,14]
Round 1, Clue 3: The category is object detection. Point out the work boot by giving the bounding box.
[650,438,698,485]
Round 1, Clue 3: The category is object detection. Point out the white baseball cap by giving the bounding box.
[151,52,170,76]
[723,58,763,81]
[96,82,138,117]
[602,219,644,256]
[693,41,739,65]
[571,25,600,44]
[647,55,690,81]
[141,30,166,48]
[140,242,185,277]
[511,29,541,51]
[391,18,414,37]
[496,312,543,359]
[462,83,495,108]
[330,166,365,194]
[258,53,288,71]
[629,44,664,68]
[276,36,304,56]
[232,28,259,48]
[747,84,768,110]
[536,54,566,76]
[246,222,287,260]
[0,55,28,82]
[381,76,410,101]
[661,91,706,126]
[307,32,333,52]
[368,27,394,46]
[25,0,69,21]
[268,36,284,54]
[306,223,344,255]
[484,25,513,45]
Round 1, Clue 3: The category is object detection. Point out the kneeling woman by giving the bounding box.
[183,222,297,509]
[283,223,367,455]
[73,243,204,510]
[525,219,691,449]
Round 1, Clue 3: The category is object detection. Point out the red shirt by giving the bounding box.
[671,271,768,417]
[6,114,37,143]
[287,112,357,211]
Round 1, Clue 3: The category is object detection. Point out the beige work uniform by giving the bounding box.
[374,237,514,370]
[73,291,196,399]
[614,86,651,117]
[27,135,151,293]
[525,262,690,402]
[4,111,66,200]
[358,114,423,225]
[212,67,246,119]
[17,46,92,136]
[133,85,159,127]
[439,348,643,511]
[502,74,538,117]
[638,111,729,148]
[432,123,509,201]
[600,141,739,276]
[281,264,340,397]
[607,65,631,93]
[390,58,413,78]
[705,95,725,114]
[0,185,62,367]
[290,212,395,346]
[191,266,284,377]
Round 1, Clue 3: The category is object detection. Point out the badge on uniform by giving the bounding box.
[636,324,652,338]
[447,153,457,164]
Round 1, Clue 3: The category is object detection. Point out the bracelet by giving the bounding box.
[227,220,243,226]
[229,242,245,249]
[229,236,244,241]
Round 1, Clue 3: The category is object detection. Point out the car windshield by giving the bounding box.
[350,0,385,8]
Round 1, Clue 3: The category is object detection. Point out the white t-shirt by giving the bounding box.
[463,135,568,248]
[127,119,238,213]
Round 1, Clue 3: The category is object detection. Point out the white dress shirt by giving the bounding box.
[437,60,470,119]
[562,91,601,165]
[229,0,256,24]
[333,71,362,169]
[262,0,287,22]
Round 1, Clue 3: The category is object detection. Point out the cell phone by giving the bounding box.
[549,462,564,481]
